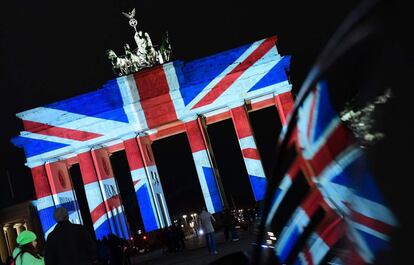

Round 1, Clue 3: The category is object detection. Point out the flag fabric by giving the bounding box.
[263,81,397,264]
[11,36,292,168]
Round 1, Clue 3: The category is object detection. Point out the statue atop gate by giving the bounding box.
[107,8,172,76]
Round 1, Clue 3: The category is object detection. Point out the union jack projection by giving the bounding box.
[261,81,397,265]
[12,36,292,239]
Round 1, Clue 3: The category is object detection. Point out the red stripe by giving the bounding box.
[307,90,317,140]
[133,179,141,186]
[242,148,260,160]
[31,165,52,198]
[107,142,125,154]
[124,138,145,170]
[91,195,121,224]
[91,149,114,181]
[105,195,122,211]
[230,106,253,139]
[274,92,294,125]
[250,98,275,111]
[77,151,99,185]
[140,94,178,128]
[91,202,108,224]
[316,214,345,247]
[288,127,298,147]
[150,122,186,141]
[288,158,300,180]
[134,66,178,128]
[45,161,74,194]
[185,120,207,153]
[137,136,156,166]
[310,124,355,176]
[23,120,102,141]
[349,246,366,265]
[192,37,276,109]
[66,156,78,166]
[350,208,393,235]
[301,190,323,216]
[303,246,314,265]
[134,66,170,100]
[205,111,231,125]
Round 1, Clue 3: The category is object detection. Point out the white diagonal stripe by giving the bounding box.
[186,39,266,110]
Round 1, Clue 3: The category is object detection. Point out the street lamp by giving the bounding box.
[190,213,200,237]
[182,214,188,225]
[191,213,198,225]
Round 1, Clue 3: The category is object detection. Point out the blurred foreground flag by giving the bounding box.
[264,81,397,265]
[297,81,397,264]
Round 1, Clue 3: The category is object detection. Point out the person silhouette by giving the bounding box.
[44,207,96,265]
[198,207,218,254]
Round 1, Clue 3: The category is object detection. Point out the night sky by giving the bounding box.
[1,0,411,248]
[0,0,362,207]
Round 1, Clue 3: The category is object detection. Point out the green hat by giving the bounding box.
[16,230,37,245]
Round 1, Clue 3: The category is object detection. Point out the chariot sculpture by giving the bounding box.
[107,8,172,76]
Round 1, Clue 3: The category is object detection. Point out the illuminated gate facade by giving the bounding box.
[12,36,294,239]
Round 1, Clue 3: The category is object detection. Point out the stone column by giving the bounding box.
[30,165,56,237]
[4,226,16,254]
[14,223,25,235]
[274,91,295,125]
[77,151,113,239]
[45,161,83,225]
[90,148,130,239]
[124,136,171,232]
[230,104,267,201]
[184,117,226,213]
[0,228,9,263]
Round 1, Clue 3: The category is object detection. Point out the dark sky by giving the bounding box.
[0,0,362,206]
[1,1,412,261]
[0,0,376,209]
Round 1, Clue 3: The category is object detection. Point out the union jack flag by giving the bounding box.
[11,36,292,241]
[262,81,397,264]
[11,36,291,168]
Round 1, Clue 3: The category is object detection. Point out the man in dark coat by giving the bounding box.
[221,208,232,241]
[44,207,96,265]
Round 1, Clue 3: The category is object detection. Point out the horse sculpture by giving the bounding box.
[107,9,173,77]
[106,49,130,76]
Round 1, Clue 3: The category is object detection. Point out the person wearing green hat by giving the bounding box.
[12,230,45,265]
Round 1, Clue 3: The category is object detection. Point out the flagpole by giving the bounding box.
[6,170,15,199]
[230,193,236,210]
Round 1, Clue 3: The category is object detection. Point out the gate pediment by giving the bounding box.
[12,36,291,167]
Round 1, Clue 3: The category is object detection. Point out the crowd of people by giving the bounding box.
[95,234,132,265]
[2,207,97,265]
[1,205,260,265]
[157,224,186,253]
[1,208,137,265]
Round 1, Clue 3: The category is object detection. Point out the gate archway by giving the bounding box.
[12,36,294,240]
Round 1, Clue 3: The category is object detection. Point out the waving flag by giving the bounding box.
[264,81,397,264]
[298,81,397,263]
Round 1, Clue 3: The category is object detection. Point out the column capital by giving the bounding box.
[118,131,140,141]
[90,144,106,151]
[44,157,63,165]
[274,91,295,125]
[272,83,293,97]
[227,100,245,109]
[181,114,200,123]
[137,131,151,137]
[26,160,45,169]
[72,146,93,155]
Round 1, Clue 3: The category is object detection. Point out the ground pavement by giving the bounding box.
[131,229,256,265]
